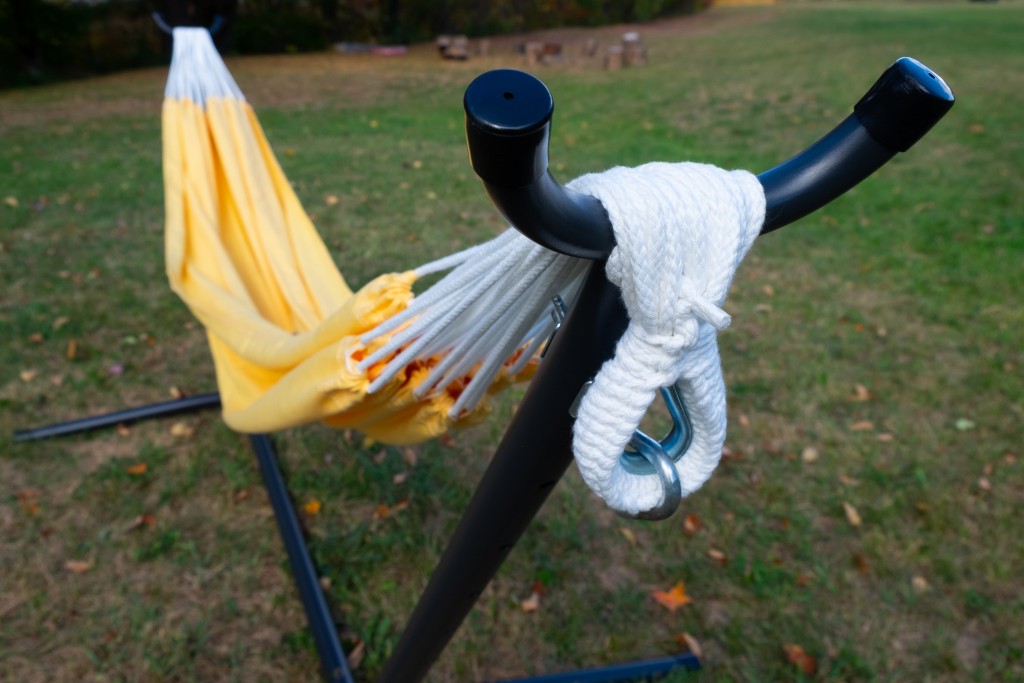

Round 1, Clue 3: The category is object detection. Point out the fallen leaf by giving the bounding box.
[876,433,894,443]
[911,575,930,593]
[169,386,183,399]
[392,471,408,485]
[66,339,77,360]
[955,418,976,432]
[839,474,860,486]
[968,123,985,133]
[850,421,874,431]
[107,363,124,376]
[402,447,418,467]
[1004,453,1017,465]
[783,644,817,676]
[439,433,456,448]
[125,463,148,476]
[652,581,692,612]
[762,284,775,297]
[842,501,862,527]
[304,500,321,516]
[620,527,638,545]
[682,514,703,536]
[520,591,541,612]
[801,447,819,463]
[738,414,750,428]
[852,383,872,402]
[65,560,93,574]
[29,332,43,343]
[125,514,156,531]
[676,632,702,658]
[52,316,69,330]
[116,423,131,437]
[361,436,377,448]
[20,369,37,382]
[169,422,194,437]
[374,503,391,519]
[977,477,992,492]
[373,450,387,465]
[707,548,728,565]
[347,639,366,669]
[324,194,339,206]
[411,159,423,169]
[852,553,870,574]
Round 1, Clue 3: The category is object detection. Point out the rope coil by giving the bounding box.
[568,162,765,516]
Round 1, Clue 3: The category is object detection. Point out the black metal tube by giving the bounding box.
[12,392,222,442]
[463,57,954,256]
[488,652,700,683]
[378,263,629,683]
[249,434,355,683]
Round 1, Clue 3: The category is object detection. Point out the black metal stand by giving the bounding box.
[12,57,953,683]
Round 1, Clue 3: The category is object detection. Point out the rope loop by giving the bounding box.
[567,162,765,517]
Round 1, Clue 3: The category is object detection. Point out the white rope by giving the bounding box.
[166,28,244,105]
[567,162,765,516]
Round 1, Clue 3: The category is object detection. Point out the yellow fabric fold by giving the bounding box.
[163,95,506,442]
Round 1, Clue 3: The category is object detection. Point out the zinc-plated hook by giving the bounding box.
[570,383,693,520]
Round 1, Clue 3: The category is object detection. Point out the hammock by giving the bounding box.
[163,28,585,444]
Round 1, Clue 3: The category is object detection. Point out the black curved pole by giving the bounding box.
[464,57,954,257]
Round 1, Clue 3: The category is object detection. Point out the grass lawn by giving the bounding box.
[1,2,1021,681]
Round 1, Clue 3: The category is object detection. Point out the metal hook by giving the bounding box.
[622,431,683,521]
[569,383,693,520]
[152,12,226,36]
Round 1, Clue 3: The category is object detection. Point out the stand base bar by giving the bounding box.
[249,435,354,683]
[490,653,701,683]
[13,392,222,442]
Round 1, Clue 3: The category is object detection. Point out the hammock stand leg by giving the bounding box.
[12,392,222,442]
[250,434,355,683]
[377,265,700,683]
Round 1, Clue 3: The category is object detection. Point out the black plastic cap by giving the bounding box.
[464,69,554,188]
[854,57,954,153]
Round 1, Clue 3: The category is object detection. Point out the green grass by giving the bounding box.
[2,3,1022,681]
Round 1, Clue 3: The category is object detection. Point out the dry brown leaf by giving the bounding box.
[912,575,930,593]
[651,581,692,612]
[402,447,418,467]
[977,477,992,492]
[392,472,409,485]
[304,500,322,516]
[169,422,194,437]
[707,548,728,565]
[347,639,366,669]
[19,369,37,382]
[762,284,775,297]
[676,632,703,658]
[124,463,148,476]
[620,527,638,545]
[850,421,875,431]
[116,423,131,437]
[3,196,18,208]
[52,316,69,331]
[66,339,77,360]
[852,383,872,402]
[876,433,894,443]
[169,386,184,399]
[843,501,862,527]
[783,643,817,676]
[738,414,751,428]
[324,194,339,206]
[801,447,819,463]
[65,560,93,574]
[29,332,43,344]
[520,591,541,613]
[682,514,703,536]
[852,553,870,574]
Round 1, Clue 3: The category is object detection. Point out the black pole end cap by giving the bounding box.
[464,70,554,188]
[854,57,955,153]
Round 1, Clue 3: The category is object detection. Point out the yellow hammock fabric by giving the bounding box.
[161,28,557,444]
